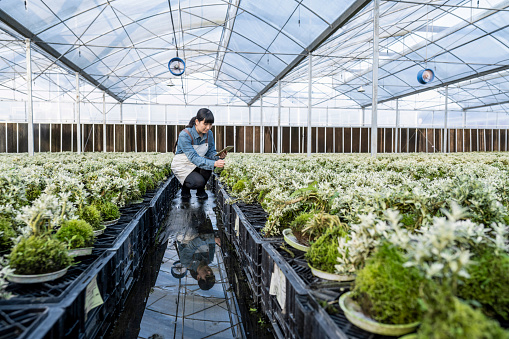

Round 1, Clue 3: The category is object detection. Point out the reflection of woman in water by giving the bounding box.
[176,232,218,290]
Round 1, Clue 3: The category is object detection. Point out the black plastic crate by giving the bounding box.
[260,242,310,339]
[308,289,394,339]
[148,176,179,241]
[52,249,127,338]
[0,249,108,306]
[0,306,66,339]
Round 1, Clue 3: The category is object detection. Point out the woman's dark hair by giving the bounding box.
[186,108,214,128]
[174,108,215,153]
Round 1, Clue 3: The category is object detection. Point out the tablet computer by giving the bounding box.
[215,145,234,156]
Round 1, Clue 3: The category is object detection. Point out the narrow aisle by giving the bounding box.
[138,189,243,339]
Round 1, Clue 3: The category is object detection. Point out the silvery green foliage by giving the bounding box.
[0,152,173,239]
[0,257,13,299]
[335,209,408,274]
[401,203,474,281]
[219,153,509,236]
[16,192,76,236]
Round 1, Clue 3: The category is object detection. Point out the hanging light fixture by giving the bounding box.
[357,86,366,93]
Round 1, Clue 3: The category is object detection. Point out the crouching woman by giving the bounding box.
[171,108,225,200]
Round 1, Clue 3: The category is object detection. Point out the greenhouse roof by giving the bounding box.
[0,0,508,112]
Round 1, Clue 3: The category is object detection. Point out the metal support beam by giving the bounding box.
[103,92,106,152]
[395,99,399,153]
[76,72,81,154]
[307,53,312,158]
[0,9,123,102]
[443,85,448,153]
[464,98,509,111]
[278,80,281,154]
[247,0,371,106]
[26,39,34,156]
[371,0,380,158]
[260,96,264,153]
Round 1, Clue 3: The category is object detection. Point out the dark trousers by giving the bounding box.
[184,167,212,190]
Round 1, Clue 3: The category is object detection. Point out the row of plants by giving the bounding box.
[218,153,509,337]
[0,152,172,293]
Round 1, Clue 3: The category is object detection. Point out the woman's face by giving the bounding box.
[195,119,212,135]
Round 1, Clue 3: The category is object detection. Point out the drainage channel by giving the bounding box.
[106,188,274,339]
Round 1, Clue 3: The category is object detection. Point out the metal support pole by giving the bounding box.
[307,53,312,157]
[443,85,448,153]
[260,97,264,153]
[103,92,106,152]
[371,0,380,157]
[395,99,400,153]
[278,80,281,154]
[463,109,466,152]
[26,39,34,156]
[76,72,81,154]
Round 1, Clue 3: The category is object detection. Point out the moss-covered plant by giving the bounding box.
[78,205,103,230]
[458,246,509,321]
[94,201,120,221]
[55,220,94,249]
[0,217,16,252]
[351,243,424,324]
[9,235,73,275]
[417,289,509,339]
[306,225,349,273]
[289,212,313,244]
[292,212,345,246]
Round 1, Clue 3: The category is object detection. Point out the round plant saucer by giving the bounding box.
[102,218,120,227]
[68,247,93,257]
[283,228,309,252]
[93,227,105,236]
[7,266,70,284]
[308,263,355,282]
[339,291,420,336]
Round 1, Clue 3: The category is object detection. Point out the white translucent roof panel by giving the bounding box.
[283,0,509,111]
[215,0,358,103]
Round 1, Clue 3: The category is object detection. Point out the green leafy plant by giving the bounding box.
[417,289,509,339]
[55,220,94,249]
[306,225,349,273]
[0,217,16,252]
[458,246,509,321]
[351,242,424,324]
[94,201,120,221]
[9,235,73,274]
[79,205,103,230]
[289,212,313,244]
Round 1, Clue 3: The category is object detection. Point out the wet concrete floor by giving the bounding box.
[107,188,244,339]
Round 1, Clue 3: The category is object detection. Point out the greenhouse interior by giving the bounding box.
[0,0,509,338]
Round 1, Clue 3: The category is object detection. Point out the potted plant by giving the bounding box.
[416,287,509,338]
[8,235,73,283]
[55,220,95,257]
[305,224,353,281]
[7,194,74,283]
[94,201,121,227]
[340,243,423,336]
[79,205,104,236]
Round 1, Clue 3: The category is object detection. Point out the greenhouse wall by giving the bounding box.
[1,123,508,154]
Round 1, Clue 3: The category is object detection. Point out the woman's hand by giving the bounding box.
[214,159,225,168]
[219,151,227,159]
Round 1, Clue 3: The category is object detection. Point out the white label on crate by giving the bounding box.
[269,263,287,312]
[235,215,240,237]
[85,275,104,317]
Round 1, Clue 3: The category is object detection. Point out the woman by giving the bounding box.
[171,108,225,200]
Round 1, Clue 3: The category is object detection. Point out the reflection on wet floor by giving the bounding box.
[137,190,243,339]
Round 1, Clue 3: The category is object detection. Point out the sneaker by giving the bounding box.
[196,188,208,200]
[181,186,191,200]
